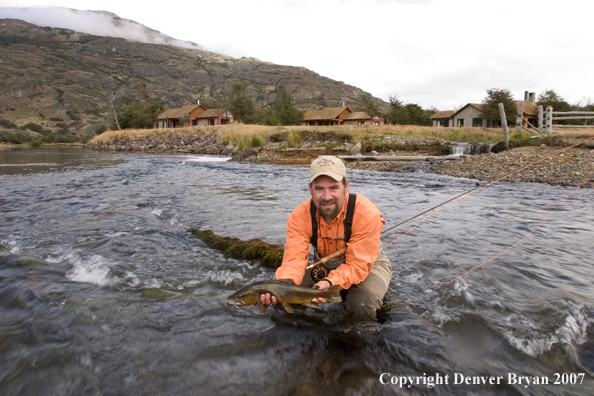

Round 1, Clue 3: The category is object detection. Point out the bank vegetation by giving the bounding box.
[89,124,507,148]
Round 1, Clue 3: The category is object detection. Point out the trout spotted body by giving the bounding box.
[228,280,342,313]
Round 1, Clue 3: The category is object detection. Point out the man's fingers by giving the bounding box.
[311,297,327,304]
[259,293,277,305]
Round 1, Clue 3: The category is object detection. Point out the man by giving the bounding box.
[260,155,392,322]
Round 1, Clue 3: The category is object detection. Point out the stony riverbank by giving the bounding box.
[433,145,594,188]
[84,130,594,189]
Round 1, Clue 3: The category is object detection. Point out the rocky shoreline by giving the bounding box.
[432,145,594,189]
[84,130,594,189]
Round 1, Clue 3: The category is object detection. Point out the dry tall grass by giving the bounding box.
[89,124,594,146]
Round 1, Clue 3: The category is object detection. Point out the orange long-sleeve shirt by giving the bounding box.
[275,193,385,289]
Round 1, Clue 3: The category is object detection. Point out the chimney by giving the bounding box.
[529,92,535,104]
[342,101,345,107]
[197,99,200,105]
[524,91,529,101]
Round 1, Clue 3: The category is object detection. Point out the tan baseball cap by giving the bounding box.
[309,156,346,183]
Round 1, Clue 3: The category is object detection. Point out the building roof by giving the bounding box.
[452,103,483,117]
[519,101,538,116]
[450,101,537,118]
[158,104,205,119]
[194,108,232,118]
[429,110,456,119]
[343,111,374,120]
[303,106,351,121]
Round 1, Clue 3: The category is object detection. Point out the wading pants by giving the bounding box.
[302,245,392,322]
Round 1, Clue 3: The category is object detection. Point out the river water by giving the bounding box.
[1,147,593,395]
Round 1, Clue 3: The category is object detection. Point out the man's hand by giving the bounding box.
[312,279,332,304]
[256,279,293,307]
[259,293,277,305]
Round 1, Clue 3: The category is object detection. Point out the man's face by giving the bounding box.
[309,175,349,222]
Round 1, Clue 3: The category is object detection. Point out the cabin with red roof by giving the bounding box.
[157,103,233,128]
[301,106,383,126]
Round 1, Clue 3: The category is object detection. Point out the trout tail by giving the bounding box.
[323,285,342,303]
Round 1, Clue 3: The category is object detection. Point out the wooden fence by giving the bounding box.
[544,107,594,133]
[507,102,594,134]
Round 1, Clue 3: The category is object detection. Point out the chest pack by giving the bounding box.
[310,193,357,248]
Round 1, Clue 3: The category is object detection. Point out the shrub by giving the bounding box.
[84,107,102,116]
[0,119,18,129]
[29,140,41,148]
[66,110,80,121]
[0,131,29,144]
[250,136,264,147]
[285,130,302,147]
[94,125,108,135]
[232,137,246,151]
[20,123,43,132]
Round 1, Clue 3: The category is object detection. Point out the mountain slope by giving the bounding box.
[0,18,386,137]
[0,7,207,51]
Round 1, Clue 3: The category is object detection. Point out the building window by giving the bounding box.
[472,118,482,127]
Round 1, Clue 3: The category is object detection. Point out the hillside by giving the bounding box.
[0,18,386,140]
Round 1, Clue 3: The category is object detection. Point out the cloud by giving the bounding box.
[0,6,206,50]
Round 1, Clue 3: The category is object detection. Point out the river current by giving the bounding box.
[1,147,593,395]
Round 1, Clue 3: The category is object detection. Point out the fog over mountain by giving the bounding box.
[0,6,207,51]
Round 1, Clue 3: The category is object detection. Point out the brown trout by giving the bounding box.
[228,280,342,314]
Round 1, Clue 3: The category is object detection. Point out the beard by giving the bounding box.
[317,199,340,219]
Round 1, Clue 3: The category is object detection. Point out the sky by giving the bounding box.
[1,0,593,110]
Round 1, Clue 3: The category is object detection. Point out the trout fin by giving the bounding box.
[282,303,294,313]
[257,300,267,314]
[324,285,343,303]
[303,301,319,309]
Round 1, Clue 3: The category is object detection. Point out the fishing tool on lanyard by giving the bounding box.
[308,194,356,282]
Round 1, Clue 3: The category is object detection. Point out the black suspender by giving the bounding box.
[310,199,319,249]
[344,193,357,243]
[310,193,357,248]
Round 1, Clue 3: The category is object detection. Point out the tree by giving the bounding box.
[572,98,594,125]
[266,88,304,125]
[229,82,257,123]
[103,91,121,130]
[356,92,381,119]
[117,85,164,129]
[401,104,433,126]
[537,89,571,112]
[385,96,433,126]
[480,88,516,125]
[385,95,404,125]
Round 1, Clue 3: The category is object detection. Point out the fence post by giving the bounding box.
[538,105,544,132]
[545,106,553,133]
[499,103,510,149]
[515,101,524,134]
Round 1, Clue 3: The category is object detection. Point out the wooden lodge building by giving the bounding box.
[430,98,538,128]
[157,103,232,128]
[301,106,384,126]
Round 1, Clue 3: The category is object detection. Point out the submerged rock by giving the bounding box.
[188,228,284,268]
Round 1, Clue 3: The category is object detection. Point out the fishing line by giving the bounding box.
[380,185,484,235]
[436,162,594,289]
[382,135,594,241]
[379,135,594,285]
[308,136,594,273]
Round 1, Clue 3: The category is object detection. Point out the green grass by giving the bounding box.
[285,130,302,147]
[250,136,264,147]
[439,129,502,143]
